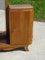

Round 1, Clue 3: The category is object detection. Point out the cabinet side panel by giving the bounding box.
[9,9,34,45]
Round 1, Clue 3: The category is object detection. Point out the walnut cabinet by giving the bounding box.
[0,3,34,51]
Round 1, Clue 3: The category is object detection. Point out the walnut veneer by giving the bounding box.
[0,0,34,51]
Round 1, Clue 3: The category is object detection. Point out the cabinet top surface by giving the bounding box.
[9,4,33,9]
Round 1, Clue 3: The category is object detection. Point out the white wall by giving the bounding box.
[0,0,6,31]
[0,0,5,10]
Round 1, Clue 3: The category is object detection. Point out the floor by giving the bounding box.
[0,10,45,60]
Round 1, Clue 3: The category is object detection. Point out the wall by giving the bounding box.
[0,0,5,10]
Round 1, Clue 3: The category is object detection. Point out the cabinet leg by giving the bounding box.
[24,46,29,51]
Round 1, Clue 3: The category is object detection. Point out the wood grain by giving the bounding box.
[0,1,34,51]
[9,5,34,46]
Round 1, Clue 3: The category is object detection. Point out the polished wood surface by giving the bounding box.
[0,0,34,51]
[9,4,34,51]
[9,5,34,45]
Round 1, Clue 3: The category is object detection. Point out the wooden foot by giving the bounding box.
[24,46,29,51]
[0,43,14,50]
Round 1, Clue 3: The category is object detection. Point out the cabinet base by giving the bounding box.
[0,43,29,51]
[24,46,29,51]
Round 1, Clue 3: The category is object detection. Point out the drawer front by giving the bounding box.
[9,10,33,45]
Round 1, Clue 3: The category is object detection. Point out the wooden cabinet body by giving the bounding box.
[8,4,34,50]
[0,4,34,51]
[0,1,34,51]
